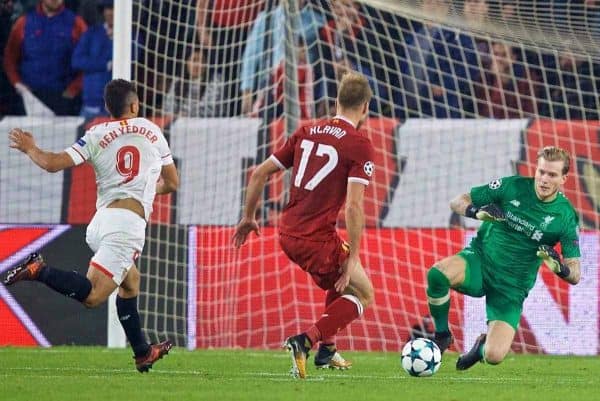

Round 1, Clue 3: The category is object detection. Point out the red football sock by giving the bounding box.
[321,290,341,345]
[306,295,362,345]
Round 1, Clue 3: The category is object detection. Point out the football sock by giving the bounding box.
[426,267,451,333]
[306,294,363,345]
[37,265,92,302]
[321,289,341,345]
[116,295,150,357]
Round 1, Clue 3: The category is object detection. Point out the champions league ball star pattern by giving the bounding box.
[401,338,442,377]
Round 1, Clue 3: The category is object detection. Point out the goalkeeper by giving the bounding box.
[425,146,581,370]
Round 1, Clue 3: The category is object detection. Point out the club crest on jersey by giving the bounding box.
[76,138,86,147]
[540,215,555,230]
[364,161,374,177]
[489,179,502,190]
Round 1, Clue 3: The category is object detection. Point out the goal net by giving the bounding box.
[130,0,600,355]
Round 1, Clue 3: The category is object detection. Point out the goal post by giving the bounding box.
[106,0,132,348]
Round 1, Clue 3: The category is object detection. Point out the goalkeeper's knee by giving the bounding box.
[426,267,450,299]
[483,345,506,365]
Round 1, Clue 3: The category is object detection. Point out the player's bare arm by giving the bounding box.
[450,193,472,215]
[336,181,366,293]
[537,245,580,285]
[156,163,179,194]
[450,192,505,222]
[563,258,581,285]
[9,128,75,172]
[232,159,280,248]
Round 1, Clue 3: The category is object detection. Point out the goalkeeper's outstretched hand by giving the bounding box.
[476,204,505,222]
[536,245,563,274]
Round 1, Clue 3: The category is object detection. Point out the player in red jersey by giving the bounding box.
[233,72,375,379]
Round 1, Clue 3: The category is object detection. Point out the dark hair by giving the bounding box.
[104,79,138,118]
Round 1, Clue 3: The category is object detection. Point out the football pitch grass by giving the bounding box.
[1,347,599,401]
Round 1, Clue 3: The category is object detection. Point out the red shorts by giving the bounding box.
[279,233,350,290]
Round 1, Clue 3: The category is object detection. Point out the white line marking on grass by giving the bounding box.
[246,372,531,383]
[2,367,204,375]
[0,349,75,354]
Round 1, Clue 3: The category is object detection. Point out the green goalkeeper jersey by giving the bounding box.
[469,175,580,293]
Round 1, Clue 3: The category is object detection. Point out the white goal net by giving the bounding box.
[130,0,600,354]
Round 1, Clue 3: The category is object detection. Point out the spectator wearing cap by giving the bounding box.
[3,0,87,115]
[72,0,113,119]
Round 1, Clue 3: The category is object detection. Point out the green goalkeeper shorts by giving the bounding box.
[455,246,524,330]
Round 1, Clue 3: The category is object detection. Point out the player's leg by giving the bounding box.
[303,254,374,353]
[314,264,372,371]
[84,264,120,307]
[117,266,149,357]
[427,249,484,353]
[456,321,516,370]
[457,291,520,370]
[483,320,516,364]
[426,255,465,352]
[281,236,370,378]
[321,289,340,348]
[118,265,172,373]
[3,252,116,307]
[314,289,353,370]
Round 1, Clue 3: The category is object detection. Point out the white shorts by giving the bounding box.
[86,207,146,285]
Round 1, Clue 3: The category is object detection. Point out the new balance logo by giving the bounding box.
[510,199,521,207]
[120,315,131,321]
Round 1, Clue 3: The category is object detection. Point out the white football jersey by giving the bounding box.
[65,118,174,220]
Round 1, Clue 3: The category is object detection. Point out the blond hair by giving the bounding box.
[337,71,372,110]
[537,146,571,175]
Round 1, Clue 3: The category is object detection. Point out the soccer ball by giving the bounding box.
[401,338,442,377]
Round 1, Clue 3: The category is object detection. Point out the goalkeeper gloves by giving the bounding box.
[536,245,571,279]
[465,204,505,222]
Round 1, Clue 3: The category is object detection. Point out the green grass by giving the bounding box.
[1,347,598,401]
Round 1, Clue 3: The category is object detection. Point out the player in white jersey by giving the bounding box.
[3,79,179,373]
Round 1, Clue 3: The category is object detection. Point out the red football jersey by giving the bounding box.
[270,116,374,241]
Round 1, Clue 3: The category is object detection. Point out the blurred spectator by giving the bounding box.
[240,0,325,116]
[540,49,600,120]
[583,0,600,37]
[475,42,540,118]
[134,0,196,116]
[498,0,516,24]
[0,0,18,116]
[462,0,491,69]
[77,0,102,26]
[365,5,410,120]
[3,0,87,115]
[198,0,265,116]
[317,0,391,117]
[163,47,226,117]
[262,36,313,119]
[71,0,113,119]
[197,0,265,116]
[399,0,478,118]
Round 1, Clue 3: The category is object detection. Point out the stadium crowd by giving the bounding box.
[1,0,600,121]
